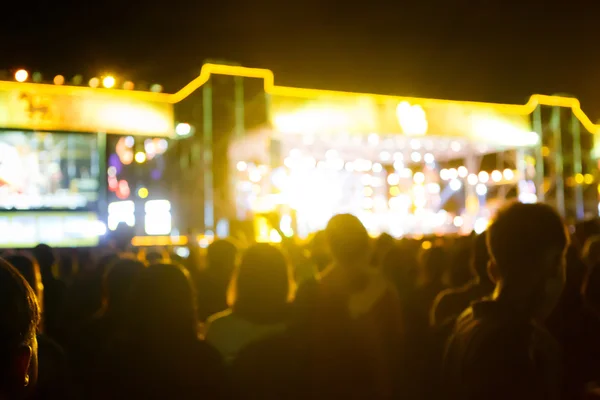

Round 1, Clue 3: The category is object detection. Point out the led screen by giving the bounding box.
[0,131,99,210]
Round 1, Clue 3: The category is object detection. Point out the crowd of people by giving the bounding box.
[1,201,600,399]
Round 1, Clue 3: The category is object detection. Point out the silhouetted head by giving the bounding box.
[583,262,600,314]
[144,248,170,265]
[230,244,292,324]
[470,232,492,287]
[487,202,569,319]
[325,214,370,267]
[420,246,446,286]
[309,231,332,272]
[128,263,197,342]
[382,243,419,295]
[31,244,56,278]
[372,233,395,268]
[102,258,145,316]
[3,254,44,315]
[0,258,40,397]
[207,239,238,279]
[582,235,600,267]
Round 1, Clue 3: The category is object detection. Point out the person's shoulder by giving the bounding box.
[206,308,234,327]
[432,284,476,326]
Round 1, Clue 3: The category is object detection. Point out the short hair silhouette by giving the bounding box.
[128,263,197,340]
[31,244,56,276]
[487,202,568,278]
[3,254,43,300]
[325,214,370,265]
[229,244,291,323]
[207,239,238,273]
[0,258,40,391]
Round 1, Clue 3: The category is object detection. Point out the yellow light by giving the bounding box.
[503,169,515,180]
[575,173,584,185]
[491,170,503,182]
[249,169,262,183]
[364,186,374,196]
[413,172,425,184]
[387,173,400,186]
[453,216,464,227]
[396,101,428,136]
[131,235,188,247]
[236,161,248,171]
[123,81,135,90]
[542,146,550,157]
[89,77,100,88]
[584,174,594,185]
[138,187,149,199]
[53,75,65,85]
[175,123,192,136]
[269,229,282,243]
[135,152,147,163]
[389,186,401,196]
[478,171,490,183]
[467,174,479,186]
[15,69,28,82]
[421,241,432,250]
[103,76,116,88]
[597,184,600,195]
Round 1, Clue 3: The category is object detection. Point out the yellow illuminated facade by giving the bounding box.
[169,63,600,135]
[0,80,173,137]
[168,62,600,241]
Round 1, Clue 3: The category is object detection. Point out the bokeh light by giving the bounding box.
[103,76,116,88]
[15,69,28,82]
[135,152,147,164]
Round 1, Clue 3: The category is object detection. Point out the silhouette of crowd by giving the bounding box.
[1,201,600,399]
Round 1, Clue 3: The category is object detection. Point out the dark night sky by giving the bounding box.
[2,0,599,117]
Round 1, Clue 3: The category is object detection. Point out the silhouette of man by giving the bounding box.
[443,202,569,400]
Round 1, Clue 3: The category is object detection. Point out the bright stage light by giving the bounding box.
[372,163,383,173]
[491,170,503,182]
[476,183,488,196]
[15,69,28,82]
[396,101,428,136]
[424,153,435,164]
[103,76,116,88]
[468,174,479,186]
[458,166,468,178]
[237,161,248,171]
[380,151,391,162]
[575,173,584,185]
[503,169,515,180]
[413,172,425,184]
[449,179,462,191]
[440,169,450,181]
[453,216,464,227]
[175,123,192,136]
[138,187,149,199]
[135,152,147,164]
[448,168,458,180]
[474,218,488,234]
[585,174,594,185]
[387,173,400,186]
[478,171,490,183]
[411,152,422,163]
